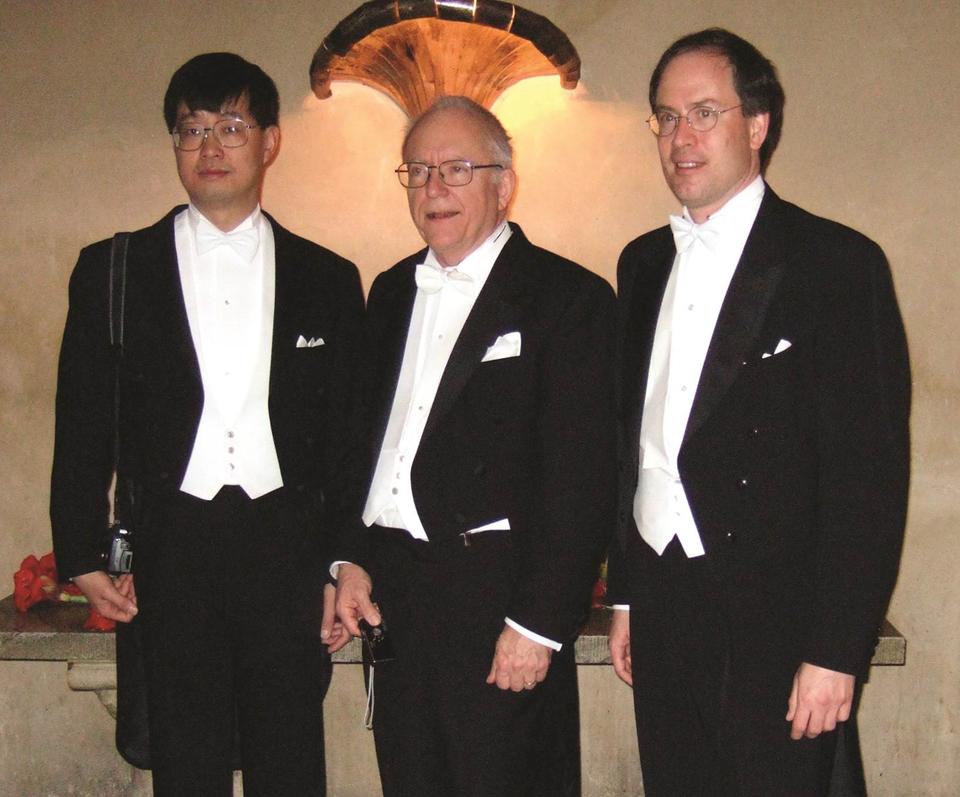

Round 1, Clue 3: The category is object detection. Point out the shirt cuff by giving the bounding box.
[329,560,350,581]
[504,617,562,651]
[611,605,630,611]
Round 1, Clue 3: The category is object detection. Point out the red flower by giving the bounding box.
[13,551,90,612]
[83,609,116,632]
[37,552,57,580]
[591,576,607,609]
[13,554,59,612]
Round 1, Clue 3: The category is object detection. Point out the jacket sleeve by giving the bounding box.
[506,275,619,642]
[803,233,911,675]
[50,241,116,580]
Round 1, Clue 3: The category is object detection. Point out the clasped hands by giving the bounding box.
[323,563,551,691]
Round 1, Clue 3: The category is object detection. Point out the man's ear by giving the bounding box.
[261,125,280,165]
[497,167,516,212]
[749,112,769,152]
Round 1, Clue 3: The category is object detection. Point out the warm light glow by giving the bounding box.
[495,81,673,284]
[493,75,576,122]
[291,4,675,287]
[269,81,674,293]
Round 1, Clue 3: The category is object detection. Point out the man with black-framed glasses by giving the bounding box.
[51,52,363,796]
[326,95,616,796]
[607,28,910,795]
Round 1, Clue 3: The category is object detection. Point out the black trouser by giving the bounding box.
[367,526,582,797]
[135,486,331,797]
[629,536,865,797]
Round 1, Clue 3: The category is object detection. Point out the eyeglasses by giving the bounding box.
[170,118,260,151]
[395,160,504,188]
[646,104,743,137]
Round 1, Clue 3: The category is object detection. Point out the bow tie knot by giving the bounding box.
[415,262,476,296]
[669,214,721,255]
[196,224,260,261]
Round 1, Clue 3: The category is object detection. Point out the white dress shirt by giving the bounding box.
[176,205,283,500]
[634,176,765,558]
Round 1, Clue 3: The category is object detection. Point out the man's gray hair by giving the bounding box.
[403,95,513,168]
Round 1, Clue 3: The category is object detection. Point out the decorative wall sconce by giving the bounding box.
[309,0,581,117]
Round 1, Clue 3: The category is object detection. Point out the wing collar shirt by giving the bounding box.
[360,221,560,650]
[176,204,283,500]
[634,175,765,559]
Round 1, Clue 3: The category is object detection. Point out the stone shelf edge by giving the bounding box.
[1,595,906,666]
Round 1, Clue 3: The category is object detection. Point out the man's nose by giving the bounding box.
[199,129,224,157]
[671,115,697,147]
[424,168,448,197]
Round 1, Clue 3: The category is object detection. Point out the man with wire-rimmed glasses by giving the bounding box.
[326,95,616,796]
[51,52,363,796]
[607,28,910,796]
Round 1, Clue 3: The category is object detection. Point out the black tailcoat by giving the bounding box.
[608,187,910,795]
[346,224,617,796]
[50,207,363,795]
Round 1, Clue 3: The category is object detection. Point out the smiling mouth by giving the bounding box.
[426,211,459,220]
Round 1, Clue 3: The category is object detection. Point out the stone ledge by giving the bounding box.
[1,595,906,666]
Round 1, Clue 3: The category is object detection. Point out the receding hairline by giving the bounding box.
[653,48,735,104]
[402,97,513,167]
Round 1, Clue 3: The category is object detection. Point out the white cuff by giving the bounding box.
[329,560,351,581]
[505,617,562,651]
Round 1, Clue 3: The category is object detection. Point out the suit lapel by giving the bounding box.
[684,189,787,441]
[421,227,532,441]
[268,217,297,404]
[621,231,674,445]
[368,259,419,455]
[140,207,203,395]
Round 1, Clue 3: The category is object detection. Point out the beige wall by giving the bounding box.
[1,1,957,794]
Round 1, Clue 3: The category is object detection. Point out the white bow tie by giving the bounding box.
[196,224,260,261]
[415,262,476,296]
[669,214,721,255]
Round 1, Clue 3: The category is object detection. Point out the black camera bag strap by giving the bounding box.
[107,232,154,770]
[108,232,129,502]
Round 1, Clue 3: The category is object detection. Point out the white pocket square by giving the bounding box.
[481,331,522,362]
[296,335,325,349]
[465,517,511,534]
[761,338,791,359]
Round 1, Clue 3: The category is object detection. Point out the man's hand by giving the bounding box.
[608,609,633,686]
[332,563,381,639]
[786,662,855,740]
[72,570,138,623]
[485,625,552,692]
[320,582,351,653]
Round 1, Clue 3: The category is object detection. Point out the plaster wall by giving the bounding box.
[1,1,956,794]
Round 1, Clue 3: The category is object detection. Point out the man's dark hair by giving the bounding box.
[163,52,279,131]
[649,28,785,174]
